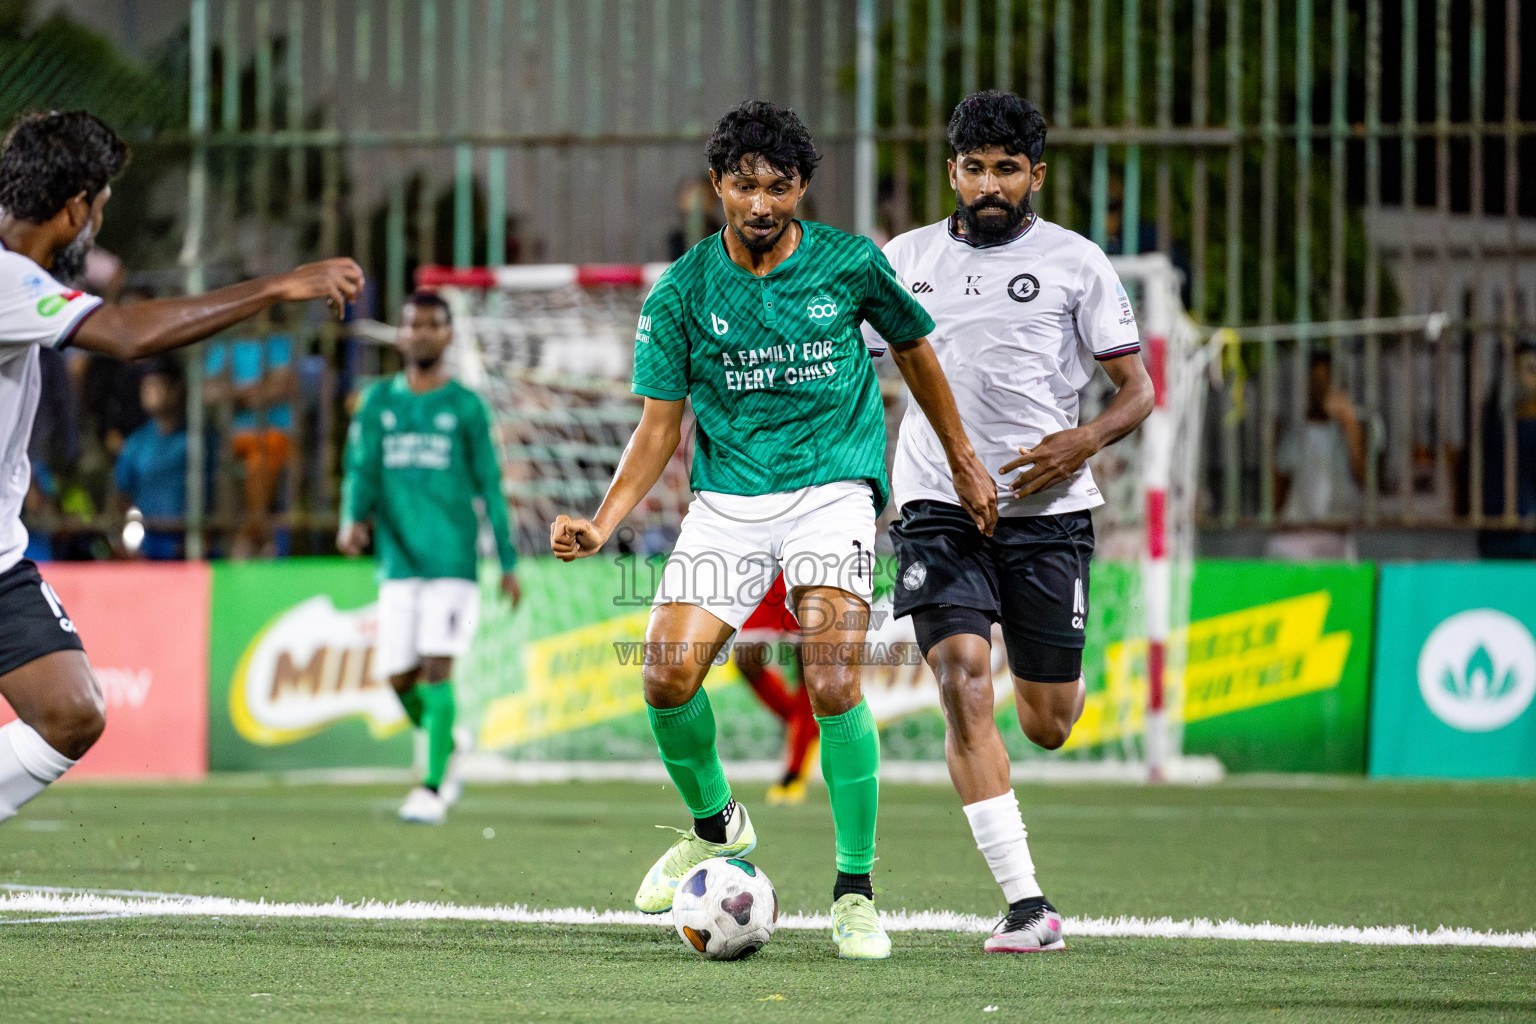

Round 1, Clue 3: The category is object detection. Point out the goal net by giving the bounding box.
[420,253,1209,781]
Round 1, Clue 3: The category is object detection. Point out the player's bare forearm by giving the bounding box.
[551,397,684,559]
[72,258,363,361]
[890,337,998,534]
[1002,352,1154,497]
[1082,352,1155,451]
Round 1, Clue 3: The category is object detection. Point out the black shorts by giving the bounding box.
[0,559,85,677]
[890,500,1094,682]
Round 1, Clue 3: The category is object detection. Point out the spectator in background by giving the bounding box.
[666,176,724,261]
[1268,349,1366,560]
[204,331,296,558]
[114,357,209,560]
[1477,341,1536,559]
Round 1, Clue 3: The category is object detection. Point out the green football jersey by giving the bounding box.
[340,375,517,581]
[631,220,934,513]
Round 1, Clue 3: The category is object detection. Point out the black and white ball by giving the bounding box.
[671,857,778,960]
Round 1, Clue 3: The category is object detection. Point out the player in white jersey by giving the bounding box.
[867,92,1154,953]
[0,111,362,827]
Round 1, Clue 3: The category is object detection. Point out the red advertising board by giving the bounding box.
[0,562,210,778]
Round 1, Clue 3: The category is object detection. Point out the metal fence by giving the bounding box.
[13,1,1536,553]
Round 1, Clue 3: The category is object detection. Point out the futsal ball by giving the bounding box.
[672,857,778,960]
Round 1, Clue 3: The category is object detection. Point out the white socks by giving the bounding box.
[0,721,77,825]
[963,789,1043,903]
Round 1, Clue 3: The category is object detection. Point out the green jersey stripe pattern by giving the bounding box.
[341,375,518,581]
[631,221,934,513]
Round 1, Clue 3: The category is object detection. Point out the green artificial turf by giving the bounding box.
[2,778,1533,1023]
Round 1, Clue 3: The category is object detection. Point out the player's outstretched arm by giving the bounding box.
[1002,352,1154,498]
[71,258,364,362]
[888,336,999,535]
[551,397,684,561]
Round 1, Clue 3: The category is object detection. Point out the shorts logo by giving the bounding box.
[1071,577,1086,630]
[39,582,76,633]
[711,312,730,336]
[902,561,927,591]
[1008,274,1041,303]
[806,295,839,326]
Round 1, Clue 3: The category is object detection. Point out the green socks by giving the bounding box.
[418,682,456,791]
[818,699,880,875]
[397,686,426,729]
[647,688,732,819]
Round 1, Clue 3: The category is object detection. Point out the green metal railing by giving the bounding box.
[23,0,1533,548]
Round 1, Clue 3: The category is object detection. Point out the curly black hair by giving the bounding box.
[946,90,1047,164]
[404,289,452,323]
[706,101,821,183]
[0,111,129,224]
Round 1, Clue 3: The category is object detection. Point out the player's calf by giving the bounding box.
[0,651,104,825]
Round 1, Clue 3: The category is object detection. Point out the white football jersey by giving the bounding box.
[864,215,1140,518]
[0,245,102,574]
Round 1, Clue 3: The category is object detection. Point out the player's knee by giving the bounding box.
[34,686,106,761]
[934,662,994,748]
[642,661,703,709]
[802,663,860,716]
[1019,702,1074,751]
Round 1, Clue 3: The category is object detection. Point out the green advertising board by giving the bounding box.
[208,556,1375,773]
[1179,561,1374,773]
[1370,564,1536,778]
[209,559,413,771]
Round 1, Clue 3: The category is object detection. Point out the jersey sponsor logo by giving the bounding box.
[910,281,934,294]
[635,313,653,343]
[434,411,457,432]
[381,410,398,430]
[36,294,68,316]
[711,312,730,336]
[902,561,927,590]
[1008,273,1041,302]
[806,294,839,326]
[1115,281,1135,324]
[1071,577,1086,630]
[964,275,982,296]
[383,432,452,470]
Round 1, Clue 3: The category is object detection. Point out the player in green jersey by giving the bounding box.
[551,102,997,959]
[339,291,521,825]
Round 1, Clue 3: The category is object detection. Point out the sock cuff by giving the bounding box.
[963,789,1027,845]
[647,687,711,726]
[2,721,76,782]
[815,698,875,744]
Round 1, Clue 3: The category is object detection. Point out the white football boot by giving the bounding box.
[398,786,447,825]
[634,802,756,913]
[984,896,1066,952]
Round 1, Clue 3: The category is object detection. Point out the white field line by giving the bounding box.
[0,891,1532,948]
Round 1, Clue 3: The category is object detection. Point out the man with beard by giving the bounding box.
[0,110,362,827]
[551,100,996,959]
[338,291,521,824]
[866,91,1154,953]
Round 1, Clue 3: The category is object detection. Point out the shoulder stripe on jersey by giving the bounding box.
[57,299,103,350]
[1094,342,1141,361]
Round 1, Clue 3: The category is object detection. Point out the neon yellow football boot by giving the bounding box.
[831,893,892,960]
[633,802,756,913]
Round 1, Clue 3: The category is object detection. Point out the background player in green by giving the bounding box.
[551,101,996,959]
[338,291,522,825]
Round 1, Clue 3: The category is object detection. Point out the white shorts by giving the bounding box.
[653,480,877,634]
[375,577,482,677]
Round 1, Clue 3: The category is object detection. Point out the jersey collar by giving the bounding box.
[712,219,813,278]
[947,211,1038,250]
